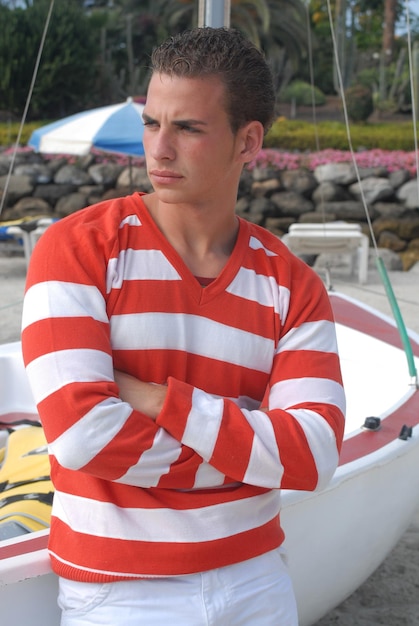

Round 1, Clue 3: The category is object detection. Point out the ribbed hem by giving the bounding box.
[49,516,284,583]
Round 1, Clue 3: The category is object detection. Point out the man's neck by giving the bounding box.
[144,194,239,278]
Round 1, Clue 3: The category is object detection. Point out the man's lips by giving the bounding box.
[149,169,183,183]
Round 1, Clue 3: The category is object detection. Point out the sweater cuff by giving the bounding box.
[156,376,193,441]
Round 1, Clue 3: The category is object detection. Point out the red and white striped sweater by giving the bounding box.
[21,193,345,582]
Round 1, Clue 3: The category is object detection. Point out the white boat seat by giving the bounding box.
[282,222,369,284]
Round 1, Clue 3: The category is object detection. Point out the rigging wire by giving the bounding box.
[325,0,418,385]
[325,0,378,252]
[0,0,55,218]
[405,0,419,200]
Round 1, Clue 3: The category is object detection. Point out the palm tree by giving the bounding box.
[259,0,310,91]
[155,0,309,90]
[85,0,311,99]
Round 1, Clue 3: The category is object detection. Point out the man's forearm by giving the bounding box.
[114,370,167,420]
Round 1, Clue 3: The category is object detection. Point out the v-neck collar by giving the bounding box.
[136,196,250,305]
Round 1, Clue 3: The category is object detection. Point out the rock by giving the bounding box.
[357,166,388,179]
[248,196,274,217]
[54,164,92,186]
[312,181,351,204]
[55,192,88,217]
[33,183,77,206]
[88,163,124,186]
[316,201,369,221]
[397,216,419,240]
[102,187,133,201]
[279,169,318,197]
[399,250,419,271]
[12,196,52,217]
[314,162,357,185]
[349,176,394,204]
[117,166,152,191]
[372,216,402,237]
[243,212,264,225]
[78,154,96,169]
[265,216,294,235]
[376,248,404,271]
[377,230,407,251]
[251,166,279,182]
[239,169,254,195]
[389,169,410,189]
[397,179,419,209]
[271,191,313,216]
[79,184,105,197]
[407,238,419,251]
[251,178,281,197]
[0,174,34,205]
[299,211,338,223]
[373,202,407,218]
[45,157,69,175]
[1,149,418,271]
[14,163,53,184]
[235,196,250,215]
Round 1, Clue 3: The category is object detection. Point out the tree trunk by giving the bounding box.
[333,0,347,94]
[382,0,396,64]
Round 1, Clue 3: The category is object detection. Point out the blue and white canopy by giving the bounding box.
[28,98,145,157]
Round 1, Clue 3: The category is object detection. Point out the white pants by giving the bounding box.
[58,548,298,625]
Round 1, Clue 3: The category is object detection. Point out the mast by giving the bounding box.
[198,0,231,27]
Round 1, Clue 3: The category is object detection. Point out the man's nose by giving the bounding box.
[148,129,175,161]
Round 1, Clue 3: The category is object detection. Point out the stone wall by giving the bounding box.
[1,150,419,270]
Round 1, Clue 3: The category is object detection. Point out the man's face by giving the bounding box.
[142,72,244,207]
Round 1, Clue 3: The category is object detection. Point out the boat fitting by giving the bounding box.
[362,416,381,431]
[398,425,413,440]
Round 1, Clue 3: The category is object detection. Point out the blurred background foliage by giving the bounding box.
[0,0,418,149]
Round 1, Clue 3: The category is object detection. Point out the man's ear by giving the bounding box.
[238,120,265,163]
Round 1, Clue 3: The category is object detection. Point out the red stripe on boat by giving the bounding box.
[329,293,419,357]
[0,532,49,561]
[339,389,419,466]
[330,293,419,465]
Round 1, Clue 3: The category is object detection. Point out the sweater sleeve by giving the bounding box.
[156,266,346,492]
[21,212,226,491]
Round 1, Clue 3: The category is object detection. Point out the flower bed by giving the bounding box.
[249,149,419,175]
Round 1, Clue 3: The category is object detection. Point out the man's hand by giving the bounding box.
[114,370,167,421]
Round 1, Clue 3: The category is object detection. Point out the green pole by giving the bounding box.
[376,256,418,385]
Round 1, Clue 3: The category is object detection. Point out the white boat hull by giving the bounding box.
[1,292,419,626]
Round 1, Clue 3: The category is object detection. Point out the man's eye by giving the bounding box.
[179,124,199,133]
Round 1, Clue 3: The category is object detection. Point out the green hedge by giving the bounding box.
[0,121,47,148]
[265,119,419,152]
[1,119,418,153]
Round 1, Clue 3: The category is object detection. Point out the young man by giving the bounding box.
[22,27,345,625]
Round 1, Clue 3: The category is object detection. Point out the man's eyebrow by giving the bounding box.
[142,112,155,123]
[142,112,207,127]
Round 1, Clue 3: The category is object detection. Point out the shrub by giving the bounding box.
[0,121,46,147]
[280,80,326,107]
[264,118,418,152]
[345,84,374,122]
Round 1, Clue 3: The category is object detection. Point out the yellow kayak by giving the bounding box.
[0,424,53,540]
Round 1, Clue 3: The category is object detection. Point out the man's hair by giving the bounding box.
[150,27,275,135]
